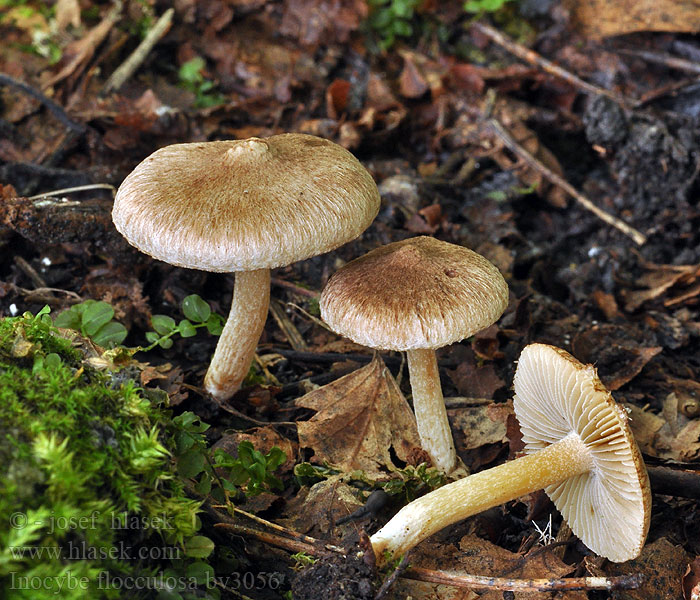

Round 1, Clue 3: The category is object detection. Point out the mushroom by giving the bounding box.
[369,343,651,563]
[320,236,509,474]
[113,134,380,400]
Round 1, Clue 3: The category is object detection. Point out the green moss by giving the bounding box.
[0,311,214,599]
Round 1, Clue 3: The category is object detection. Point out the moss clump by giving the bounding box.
[0,309,215,599]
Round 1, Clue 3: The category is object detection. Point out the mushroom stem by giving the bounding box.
[370,432,593,562]
[406,348,458,474]
[204,268,271,400]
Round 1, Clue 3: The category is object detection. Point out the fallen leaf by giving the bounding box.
[395,535,585,600]
[326,79,351,119]
[446,353,505,399]
[683,556,700,600]
[43,7,119,89]
[295,355,421,475]
[623,262,700,312]
[399,54,429,99]
[279,0,366,46]
[55,0,81,31]
[450,405,507,451]
[567,0,700,39]
[588,537,689,600]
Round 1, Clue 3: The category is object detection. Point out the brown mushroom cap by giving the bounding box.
[112,134,380,272]
[513,343,651,563]
[320,236,509,351]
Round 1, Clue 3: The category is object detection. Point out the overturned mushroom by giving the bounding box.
[113,134,380,400]
[369,343,651,563]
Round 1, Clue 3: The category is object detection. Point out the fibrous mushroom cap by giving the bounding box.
[513,343,651,563]
[112,134,380,272]
[319,236,509,351]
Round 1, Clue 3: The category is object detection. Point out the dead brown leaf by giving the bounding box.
[43,7,119,89]
[566,0,700,39]
[55,0,81,31]
[623,262,700,312]
[683,556,700,600]
[279,0,367,46]
[295,355,421,475]
[394,535,585,600]
[588,537,689,600]
[446,355,506,399]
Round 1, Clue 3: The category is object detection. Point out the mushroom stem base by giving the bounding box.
[370,432,593,561]
[204,269,271,401]
[406,348,458,474]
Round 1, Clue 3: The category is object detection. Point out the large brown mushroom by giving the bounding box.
[369,343,651,564]
[320,236,509,474]
[113,134,380,400]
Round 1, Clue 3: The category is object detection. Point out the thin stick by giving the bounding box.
[228,507,345,552]
[0,73,85,133]
[215,523,339,557]
[488,118,647,245]
[102,8,174,94]
[471,22,629,107]
[271,277,320,299]
[404,567,643,591]
[216,520,642,593]
[616,48,700,75]
[26,183,116,200]
[269,298,308,351]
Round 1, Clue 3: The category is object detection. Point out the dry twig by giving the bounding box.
[488,118,647,245]
[214,514,643,594]
[102,8,174,94]
[403,566,643,592]
[471,22,629,107]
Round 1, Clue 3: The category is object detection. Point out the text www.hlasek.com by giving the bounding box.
[9,540,181,561]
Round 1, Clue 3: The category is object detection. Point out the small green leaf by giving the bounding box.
[179,56,205,84]
[185,561,214,584]
[206,314,224,336]
[145,331,160,343]
[184,535,215,558]
[82,301,115,336]
[151,315,177,335]
[393,19,412,37]
[93,321,128,347]
[177,449,206,478]
[182,295,211,323]
[44,353,62,369]
[158,337,174,349]
[248,462,266,483]
[175,411,210,433]
[178,319,197,338]
[210,487,226,504]
[266,447,287,470]
[221,477,238,492]
[195,473,212,495]
[229,463,249,486]
[237,441,255,467]
[54,308,81,330]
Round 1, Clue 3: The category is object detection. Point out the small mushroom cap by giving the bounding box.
[112,134,380,272]
[320,236,509,351]
[513,343,651,563]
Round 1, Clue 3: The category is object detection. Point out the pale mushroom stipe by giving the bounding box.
[369,343,651,564]
[112,134,381,400]
[320,236,509,474]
